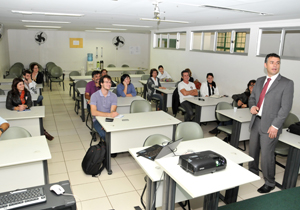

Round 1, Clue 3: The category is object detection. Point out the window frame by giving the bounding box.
[153,31,186,50]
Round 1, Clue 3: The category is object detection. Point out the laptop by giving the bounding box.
[136,138,183,161]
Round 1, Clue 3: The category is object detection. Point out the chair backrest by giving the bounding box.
[112,88,117,94]
[5,73,18,79]
[0,127,31,140]
[135,70,145,75]
[175,81,181,88]
[175,122,204,141]
[69,71,81,80]
[50,66,63,78]
[46,62,55,68]
[232,100,238,108]
[47,63,56,73]
[10,62,24,70]
[283,113,299,129]
[9,67,22,78]
[85,71,93,76]
[141,74,150,80]
[215,102,233,122]
[0,89,5,95]
[130,100,152,113]
[121,71,131,75]
[122,64,129,67]
[75,80,88,89]
[107,64,116,67]
[143,134,171,146]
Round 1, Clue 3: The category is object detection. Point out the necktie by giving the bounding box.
[257,78,271,109]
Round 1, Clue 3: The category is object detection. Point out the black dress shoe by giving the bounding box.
[257,184,275,193]
[209,127,218,134]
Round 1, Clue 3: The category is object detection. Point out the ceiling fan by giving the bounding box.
[140,1,189,27]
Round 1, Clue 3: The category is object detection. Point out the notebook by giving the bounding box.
[136,138,183,161]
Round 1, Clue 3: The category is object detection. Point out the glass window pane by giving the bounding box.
[179,32,186,49]
[168,33,177,49]
[203,32,215,51]
[259,30,281,55]
[192,32,202,50]
[283,30,300,59]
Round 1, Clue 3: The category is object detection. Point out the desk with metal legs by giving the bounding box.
[139,80,177,99]
[96,111,181,175]
[155,87,176,112]
[129,137,257,209]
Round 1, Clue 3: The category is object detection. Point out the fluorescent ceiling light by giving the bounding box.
[140,18,189,24]
[85,30,111,32]
[95,28,127,30]
[25,25,61,28]
[22,20,70,24]
[12,10,84,17]
[112,24,152,28]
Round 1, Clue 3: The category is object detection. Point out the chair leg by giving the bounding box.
[50,81,52,91]
[63,82,65,91]
[238,141,246,151]
[69,85,72,96]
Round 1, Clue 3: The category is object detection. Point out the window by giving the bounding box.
[217,32,231,52]
[191,30,249,54]
[154,32,186,50]
[259,30,281,55]
[282,30,300,59]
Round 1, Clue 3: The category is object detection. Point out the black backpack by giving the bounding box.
[82,142,106,177]
[288,122,300,136]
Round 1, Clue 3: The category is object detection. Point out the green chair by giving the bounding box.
[122,64,129,67]
[85,71,93,76]
[49,66,65,91]
[107,64,116,67]
[5,73,18,79]
[143,134,171,146]
[0,127,31,140]
[130,100,152,113]
[69,71,81,96]
[141,75,150,80]
[8,66,22,78]
[46,63,56,84]
[175,122,204,141]
[112,88,117,94]
[0,89,5,95]
[121,71,131,75]
[135,70,145,74]
[46,62,55,69]
[275,113,299,168]
[74,80,87,114]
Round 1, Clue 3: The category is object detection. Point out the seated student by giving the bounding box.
[178,69,198,121]
[147,68,166,110]
[30,63,44,84]
[200,73,220,97]
[0,116,9,137]
[157,65,172,81]
[85,70,101,111]
[232,79,256,108]
[6,78,54,140]
[100,69,116,87]
[180,68,194,82]
[90,75,118,141]
[23,70,43,105]
[117,74,137,97]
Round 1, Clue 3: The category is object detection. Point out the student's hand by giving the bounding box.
[87,100,90,104]
[123,81,127,87]
[205,95,209,97]
[241,104,247,108]
[237,100,243,107]
[250,106,259,115]
[19,105,26,111]
[160,87,166,89]
[111,112,119,118]
[268,126,278,139]
[27,78,32,83]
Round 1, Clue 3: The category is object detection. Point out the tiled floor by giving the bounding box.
[43,83,300,210]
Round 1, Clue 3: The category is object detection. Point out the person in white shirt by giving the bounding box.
[157,65,172,80]
[200,73,220,97]
[23,70,43,105]
[178,69,198,121]
[0,116,9,137]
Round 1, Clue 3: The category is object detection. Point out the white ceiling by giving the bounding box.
[1,0,300,33]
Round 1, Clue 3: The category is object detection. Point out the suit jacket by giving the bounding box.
[248,74,294,134]
[6,90,32,110]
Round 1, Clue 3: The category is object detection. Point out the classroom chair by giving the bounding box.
[74,80,87,115]
[122,64,129,67]
[49,66,65,91]
[135,70,145,74]
[107,64,116,67]
[0,89,5,95]
[0,127,31,140]
[175,122,204,141]
[69,71,81,96]
[85,71,93,76]
[130,100,152,113]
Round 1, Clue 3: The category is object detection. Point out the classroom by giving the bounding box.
[0,0,300,210]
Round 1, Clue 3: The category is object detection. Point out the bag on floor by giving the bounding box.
[287,122,300,136]
[81,142,106,177]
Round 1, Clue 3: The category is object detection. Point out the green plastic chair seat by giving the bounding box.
[275,142,289,156]
[130,100,152,113]
[143,134,171,146]
[175,122,204,141]
[218,125,233,135]
[141,75,150,80]
[50,78,64,82]
[0,127,31,140]
[135,70,145,74]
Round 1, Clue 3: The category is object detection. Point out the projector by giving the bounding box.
[178,150,227,176]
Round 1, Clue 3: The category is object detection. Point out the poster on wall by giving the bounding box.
[70,38,83,48]
[129,46,141,55]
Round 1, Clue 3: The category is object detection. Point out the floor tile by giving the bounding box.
[63,149,86,161]
[48,143,62,153]
[61,141,84,151]
[114,153,135,165]
[72,182,106,201]
[65,159,82,172]
[127,174,147,190]
[98,164,126,181]
[119,162,144,176]
[49,173,69,184]
[101,177,135,196]
[48,151,64,163]
[59,134,81,143]
[108,191,141,210]
[48,161,67,175]
[78,197,112,210]
[69,170,99,185]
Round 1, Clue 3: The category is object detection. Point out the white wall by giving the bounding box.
[0,28,10,77]
[150,19,300,115]
[7,30,150,72]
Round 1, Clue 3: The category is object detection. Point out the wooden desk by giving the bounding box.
[216,108,252,148]
[155,87,176,112]
[0,136,51,192]
[156,150,259,210]
[96,111,181,175]
[129,137,254,209]
[139,80,177,99]
[185,97,233,123]
[0,106,45,136]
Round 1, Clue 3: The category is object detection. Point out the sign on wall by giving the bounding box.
[69,38,83,48]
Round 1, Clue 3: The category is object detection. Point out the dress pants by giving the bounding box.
[249,117,279,187]
[152,93,164,110]
[180,101,195,122]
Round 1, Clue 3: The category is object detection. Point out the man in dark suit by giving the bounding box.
[248,53,294,193]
